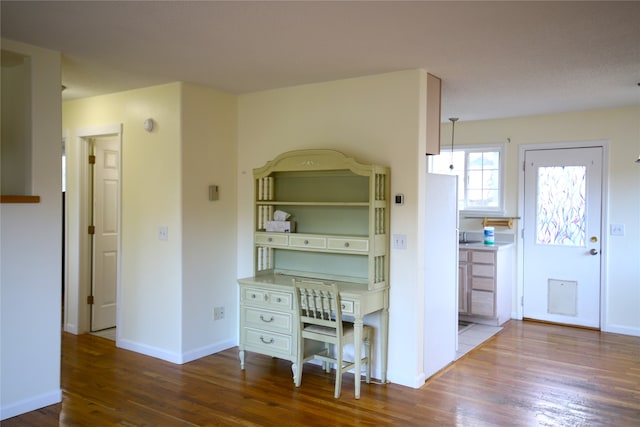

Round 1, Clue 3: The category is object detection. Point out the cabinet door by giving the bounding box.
[458,262,469,314]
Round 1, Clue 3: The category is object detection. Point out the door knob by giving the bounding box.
[590,248,599,255]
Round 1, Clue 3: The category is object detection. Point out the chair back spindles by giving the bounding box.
[299,287,338,321]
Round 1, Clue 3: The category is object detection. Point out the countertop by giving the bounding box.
[458,241,513,251]
[458,231,514,251]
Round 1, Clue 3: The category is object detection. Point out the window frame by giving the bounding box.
[428,143,506,216]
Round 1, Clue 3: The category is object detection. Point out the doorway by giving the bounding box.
[89,135,120,331]
[521,144,605,328]
[63,124,122,336]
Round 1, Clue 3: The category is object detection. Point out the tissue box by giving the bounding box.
[265,221,296,233]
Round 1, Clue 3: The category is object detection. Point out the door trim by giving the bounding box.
[63,124,122,336]
[517,140,609,330]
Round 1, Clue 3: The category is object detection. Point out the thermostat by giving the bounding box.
[209,185,219,201]
[395,193,404,205]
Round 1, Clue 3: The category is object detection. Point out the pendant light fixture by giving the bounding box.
[448,117,458,170]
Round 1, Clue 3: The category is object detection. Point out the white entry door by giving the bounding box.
[91,136,120,331]
[523,146,602,328]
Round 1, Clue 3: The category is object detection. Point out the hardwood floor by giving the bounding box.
[4,320,640,426]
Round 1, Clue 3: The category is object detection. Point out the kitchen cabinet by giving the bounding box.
[238,149,390,383]
[459,244,513,326]
[425,73,442,156]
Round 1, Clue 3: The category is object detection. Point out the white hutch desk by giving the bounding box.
[237,149,390,392]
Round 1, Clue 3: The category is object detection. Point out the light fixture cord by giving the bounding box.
[449,117,458,170]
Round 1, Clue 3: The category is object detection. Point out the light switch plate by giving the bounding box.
[158,226,168,241]
[392,234,407,250]
[610,223,625,236]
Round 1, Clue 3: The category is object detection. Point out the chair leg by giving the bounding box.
[325,343,332,373]
[334,346,343,398]
[365,331,372,384]
[294,338,303,387]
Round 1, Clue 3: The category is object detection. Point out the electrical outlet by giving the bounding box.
[213,306,225,321]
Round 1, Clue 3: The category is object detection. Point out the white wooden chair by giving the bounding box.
[293,278,372,398]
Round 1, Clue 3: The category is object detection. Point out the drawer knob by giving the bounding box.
[268,237,273,242]
[260,314,275,323]
[304,239,309,245]
[251,294,257,299]
[344,242,350,248]
[276,297,282,302]
[260,336,274,344]
[264,295,269,301]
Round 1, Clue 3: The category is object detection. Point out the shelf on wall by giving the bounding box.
[482,217,514,229]
[1,195,41,203]
[464,216,520,229]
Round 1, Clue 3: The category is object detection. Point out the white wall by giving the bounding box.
[237,70,432,387]
[449,107,640,335]
[180,83,238,360]
[63,82,239,363]
[0,39,62,420]
[64,83,184,359]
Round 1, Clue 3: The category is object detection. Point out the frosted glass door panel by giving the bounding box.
[536,166,586,246]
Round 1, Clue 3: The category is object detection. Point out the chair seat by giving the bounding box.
[303,322,354,337]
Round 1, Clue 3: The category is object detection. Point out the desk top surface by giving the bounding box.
[238,273,387,298]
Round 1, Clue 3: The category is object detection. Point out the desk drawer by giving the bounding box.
[340,299,355,315]
[242,287,292,309]
[327,238,369,252]
[255,233,289,246]
[289,236,326,249]
[244,328,292,356]
[244,307,292,334]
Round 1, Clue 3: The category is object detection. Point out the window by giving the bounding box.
[429,144,505,214]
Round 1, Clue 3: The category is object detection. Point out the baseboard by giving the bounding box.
[523,317,600,331]
[601,323,640,337]
[117,338,183,364]
[181,339,237,364]
[64,322,78,334]
[117,338,238,365]
[0,389,62,421]
[386,371,424,389]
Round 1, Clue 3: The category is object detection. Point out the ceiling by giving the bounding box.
[2,1,639,121]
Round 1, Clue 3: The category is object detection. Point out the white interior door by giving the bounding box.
[523,146,602,328]
[91,136,120,331]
